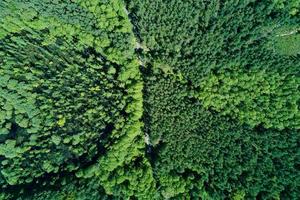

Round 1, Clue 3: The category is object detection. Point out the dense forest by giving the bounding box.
[0,0,299,199]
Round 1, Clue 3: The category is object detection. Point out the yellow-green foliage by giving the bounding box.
[273,0,300,16]
[0,0,154,198]
[198,67,300,129]
[232,190,245,200]
[76,57,157,199]
[274,33,300,56]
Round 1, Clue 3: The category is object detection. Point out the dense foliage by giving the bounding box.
[197,67,300,129]
[129,0,300,199]
[0,0,299,199]
[0,0,154,199]
[128,0,299,128]
[143,71,299,199]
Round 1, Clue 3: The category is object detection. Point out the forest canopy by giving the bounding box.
[0,0,299,199]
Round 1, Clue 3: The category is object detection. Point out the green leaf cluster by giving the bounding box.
[198,67,300,129]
